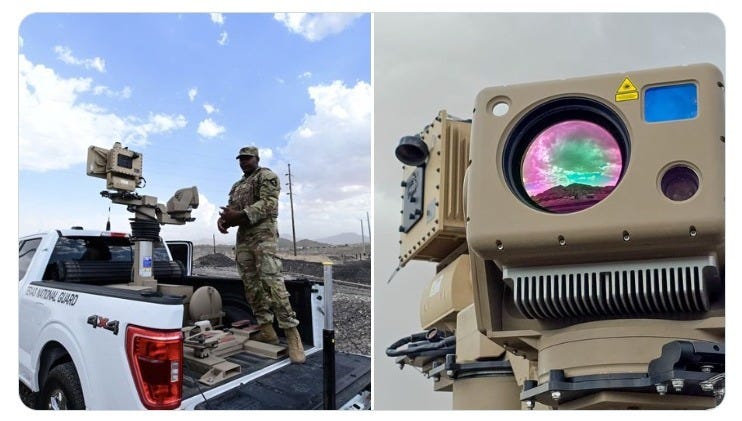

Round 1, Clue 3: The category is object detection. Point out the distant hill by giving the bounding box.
[296,238,329,248]
[532,183,615,213]
[533,183,614,202]
[316,232,364,245]
[278,233,364,249]
[278,237,294,249]
[278,237,331,249]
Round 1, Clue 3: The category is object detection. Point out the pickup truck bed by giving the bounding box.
[186,350,370,410]
[178,273,371,409]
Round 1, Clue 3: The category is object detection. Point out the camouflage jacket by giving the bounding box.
[227,166,280,243]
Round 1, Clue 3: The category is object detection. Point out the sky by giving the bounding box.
[374,12,727,410]
[18,12,370,244]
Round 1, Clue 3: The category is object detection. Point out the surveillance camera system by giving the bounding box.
[388,64,724,410]
[87,142,199,288]
[87,142,144,192]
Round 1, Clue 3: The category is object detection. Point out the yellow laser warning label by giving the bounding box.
[615,77,639,102]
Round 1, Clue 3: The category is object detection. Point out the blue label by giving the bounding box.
[143,257,152,268]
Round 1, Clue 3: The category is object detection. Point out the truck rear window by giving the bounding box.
[43,236,170,280]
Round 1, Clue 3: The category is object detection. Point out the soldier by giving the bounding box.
[218,146,305,364]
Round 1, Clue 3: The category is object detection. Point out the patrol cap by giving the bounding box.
[236,146,259,159]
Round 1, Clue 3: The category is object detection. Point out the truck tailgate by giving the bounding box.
[188,351,370,410]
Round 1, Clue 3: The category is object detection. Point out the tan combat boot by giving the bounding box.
[251,323,280,345]
[284,327,306,364]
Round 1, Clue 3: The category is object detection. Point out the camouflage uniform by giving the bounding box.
[228,165,299,329]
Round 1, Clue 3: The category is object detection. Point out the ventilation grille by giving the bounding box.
[443,120,470,222]
[506,258,714,320]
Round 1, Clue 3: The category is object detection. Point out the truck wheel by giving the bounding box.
[38,362,85,410]
[19,381,37,408]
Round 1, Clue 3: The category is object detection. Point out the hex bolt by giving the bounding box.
[551,391,561,402]
[701,365,713,373]
[656,384,668,395]
[671,379,684,392]
[525,400,535,410]
[700,382,714,392]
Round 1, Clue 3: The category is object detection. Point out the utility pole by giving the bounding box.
[286,164,297,256]
[366,211,371,245]
[360,218,366,260]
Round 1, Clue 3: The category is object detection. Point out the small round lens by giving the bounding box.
[661,165,699,201]
[521,120,623,213]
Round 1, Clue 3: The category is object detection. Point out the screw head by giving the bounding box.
[551,391,561,401]
[656,384,668,395]
[700,382,714,392]
[525,400,535,409]
[671,378,684,392]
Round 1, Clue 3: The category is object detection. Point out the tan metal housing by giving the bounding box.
[394,64,725,410]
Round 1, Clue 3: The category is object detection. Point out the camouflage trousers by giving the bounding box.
[235,237,299,329]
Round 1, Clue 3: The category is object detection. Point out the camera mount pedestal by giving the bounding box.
[103,192,161,289]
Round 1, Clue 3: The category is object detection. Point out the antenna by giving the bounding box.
[106,206,111,231]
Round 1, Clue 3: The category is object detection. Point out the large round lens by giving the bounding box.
[521,120,623,213]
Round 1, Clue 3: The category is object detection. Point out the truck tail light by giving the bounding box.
[125,325,183,410]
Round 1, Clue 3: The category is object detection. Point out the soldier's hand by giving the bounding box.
[219,206,244,226]
[217,218,229,234]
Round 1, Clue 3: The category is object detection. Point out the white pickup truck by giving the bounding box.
[18,228,370,410]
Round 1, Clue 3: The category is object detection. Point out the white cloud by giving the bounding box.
[299,71,312,79]
[19,55,187,172]
[197,118,225,138]
[19,35,23,48]
[340,185,366,193]
[258,148,273,167]
[275,80,371,239]
[273,13,363,42]
[93,85,132,99]
[147,113,187,132]
[188,87,198,102]
[275,77,285,84]
[217,31,229,46]
[203,103,217,114]
[54,45,106,73]
[210,13,225,25]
